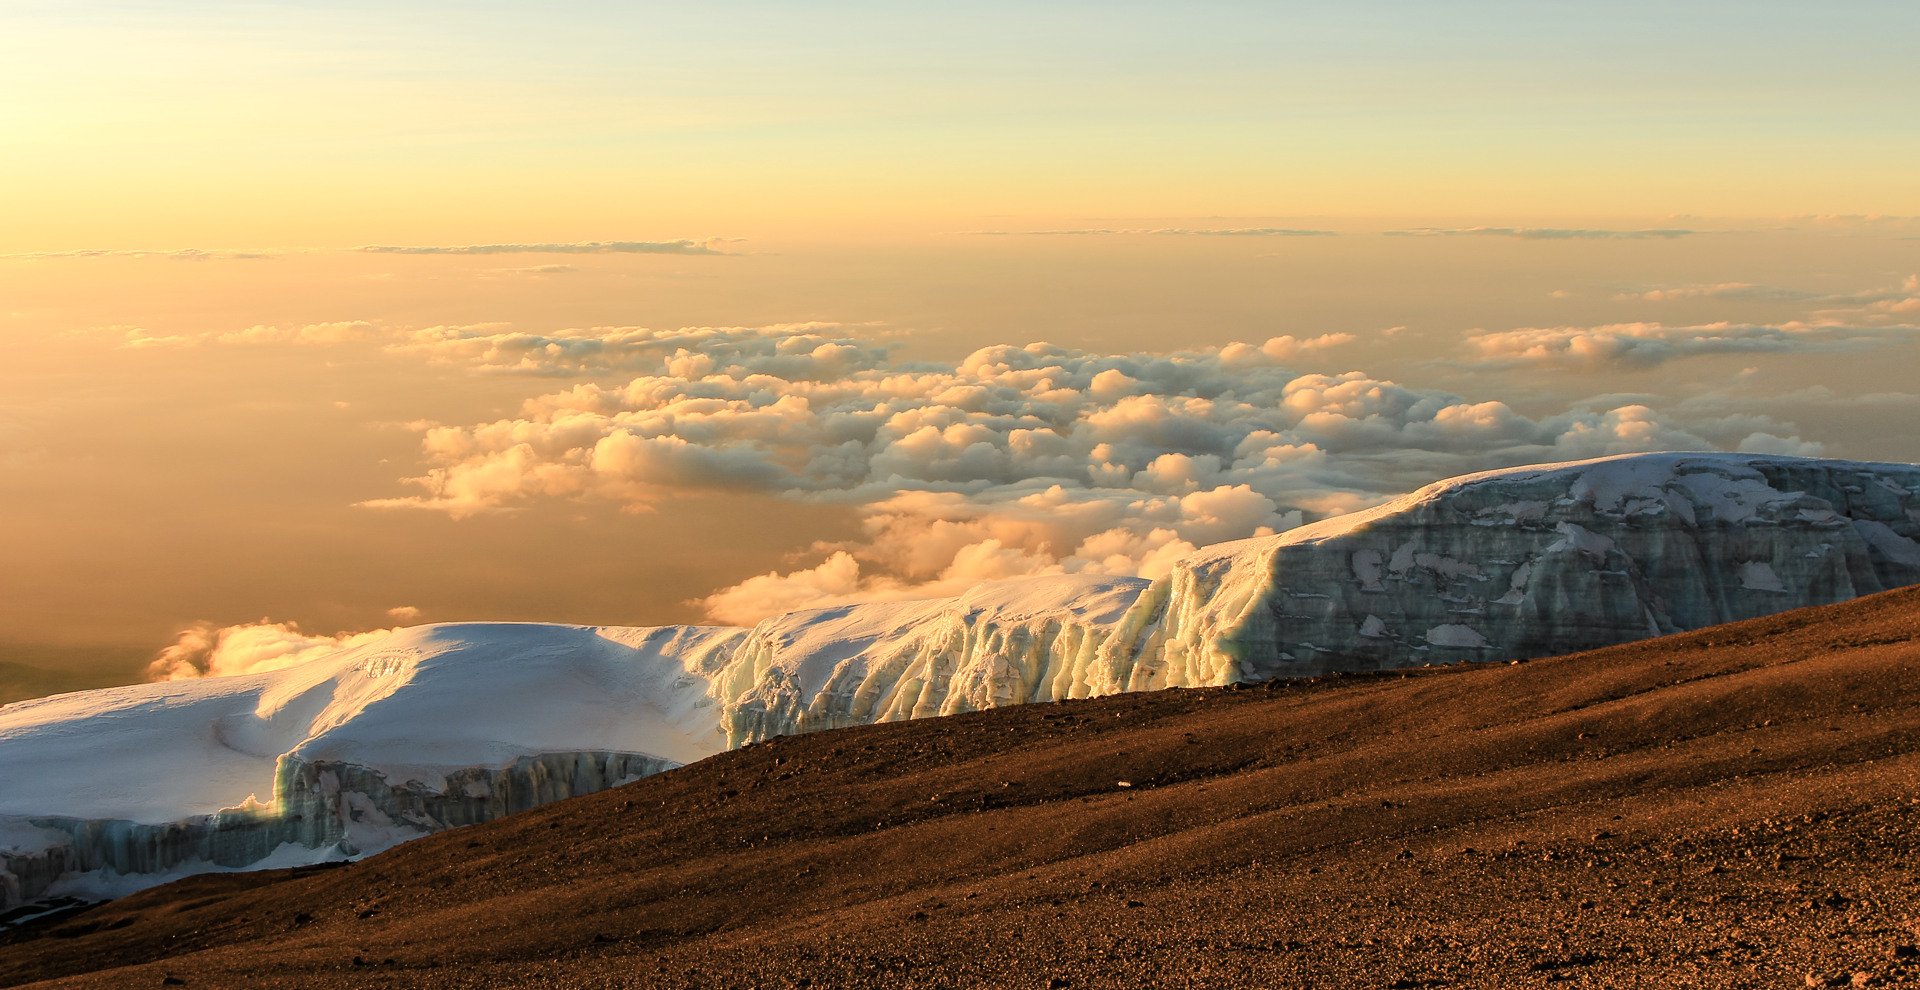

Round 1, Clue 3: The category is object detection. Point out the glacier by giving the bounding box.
[5,452,1919,908]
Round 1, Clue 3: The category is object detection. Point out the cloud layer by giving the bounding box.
[147,620,393,680]
[968,228,1338,237]
[1468,321,1915,369]
[345,323,1801,623]
[1384,227,1694,240]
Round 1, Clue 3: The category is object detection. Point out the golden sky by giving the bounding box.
[1,3,1918,687]
[4,2,1919,249]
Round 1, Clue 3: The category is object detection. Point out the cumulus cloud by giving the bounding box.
[1620,283,1819,302]
[968,228,1338,237]
[217,321,382,345]
[1801,274,1920,325]
[1735,432,1825,457]
[147,619,392,681]
[1223,333,1356,361]
[381,321,880,376]
[110,321,386,349]
[1617,275,1920,315]
[1779,214,1920,229]
[704,552,871,625]
[355,323,1749,621]
[481,264,581,277]
[386,605,423,623]
[1384,227,1694,240]
[117,327,195,349]
[1468,321,1914,369]
[357,240,732,256]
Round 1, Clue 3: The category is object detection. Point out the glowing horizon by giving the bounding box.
[1,2,1917,692]
[5,2,1919,252]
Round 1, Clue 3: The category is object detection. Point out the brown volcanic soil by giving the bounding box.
[6,588,1920,989]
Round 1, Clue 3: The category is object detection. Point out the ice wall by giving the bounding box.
[1,751,678,909]
[695,455,1920,741]
[710,574,1148,746]
[6,453,1919,908]
[0,623,737,909]
[1147,453,1920,682]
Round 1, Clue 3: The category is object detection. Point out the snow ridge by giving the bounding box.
[5,452,1920,907]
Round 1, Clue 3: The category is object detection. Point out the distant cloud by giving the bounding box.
[357,239,733,256]
[117,327,195,349]
[353,323,1766,622]
[1227,333,1356,361]
[1734,432,1826,457]
[1384,227,1694,240]
[1802,274,1920,325]
[218,321,382,345]
[1621,276,1920,308]
[384,321,872,375]
[482,264,581,277]
[109,321,386,349]
[147,619,392,680]
[1468,321,1915,369]
[1779,214,1920,229]
[1619,283,1819,302]
[386,605,423,623]
[966,228,1338,237]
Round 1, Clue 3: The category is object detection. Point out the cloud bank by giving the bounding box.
[1468,321,1915,369]
[1621,283,1820,302]
[147,620,394,680]
[968,228,1338,237]
[349,323,1798,623]
[1384,227,1694,240]
[1618,275,1919,313]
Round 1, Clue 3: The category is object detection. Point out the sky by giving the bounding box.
[1,2,1917,690]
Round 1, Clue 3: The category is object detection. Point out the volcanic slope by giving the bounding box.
[5,586,1920,989]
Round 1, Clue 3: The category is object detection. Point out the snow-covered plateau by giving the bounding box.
[5,452,1919,908]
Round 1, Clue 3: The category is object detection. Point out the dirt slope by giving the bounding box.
[6,585,1920,989]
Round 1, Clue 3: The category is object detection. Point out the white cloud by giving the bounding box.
[217,321,382,345]
[110,321,384,350]
[1384,227,1694,240]
[381,321,884,376]
[1611,275,1920,321]
[1468,321,1915,369]
[350,323,1750,622]
[118,327,194,349]
[480,264,581,277]
[147,619,392,680]
[1735,432,1825,457]
[967,228,1338,237]
[1620,283,1818,302]
[702,551,871,625]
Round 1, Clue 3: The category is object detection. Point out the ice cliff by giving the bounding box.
[1139,452,1920,683]
[710,575,1147,748]
[0,623,741,908]
[5,452,1919,907]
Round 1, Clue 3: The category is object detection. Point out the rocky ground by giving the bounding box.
[4,586,1920,988]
